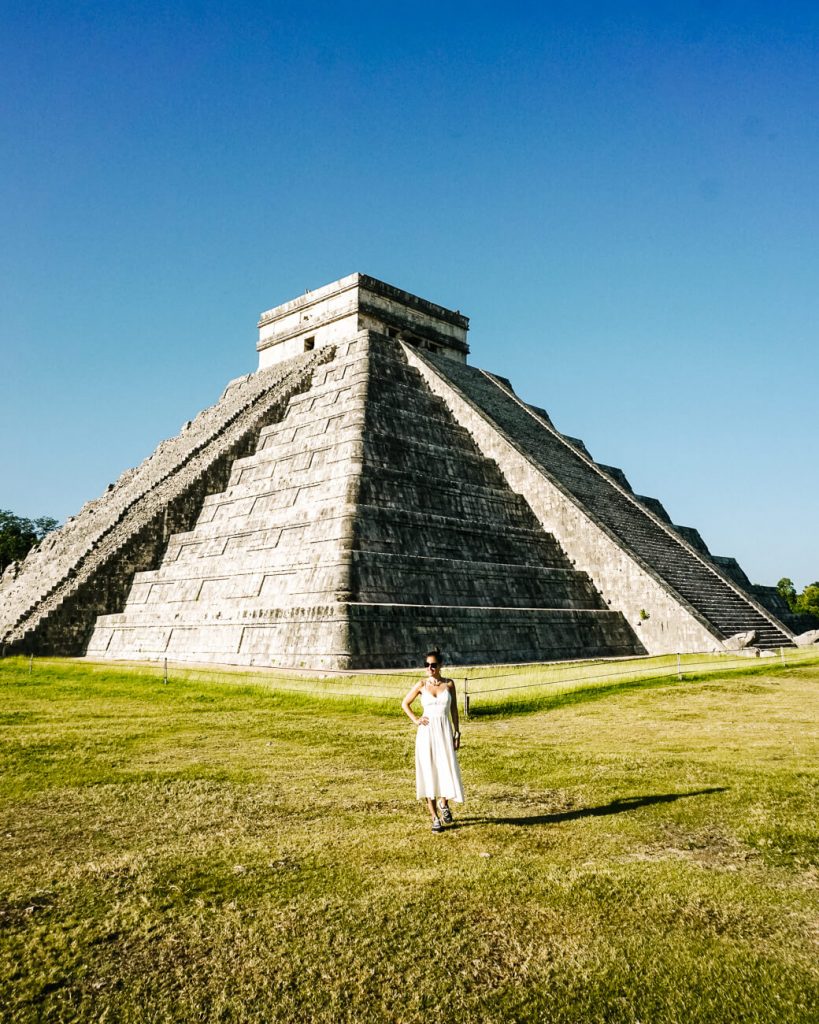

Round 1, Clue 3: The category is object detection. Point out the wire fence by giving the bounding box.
[458,646,819,714]
[3,644,817,716]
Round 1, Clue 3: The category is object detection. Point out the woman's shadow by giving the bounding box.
[454,787,728,827]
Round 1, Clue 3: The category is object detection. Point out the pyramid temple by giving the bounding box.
[1,274,795,668]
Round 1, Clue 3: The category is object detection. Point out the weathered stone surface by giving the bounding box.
[2,273,795,666]
[636,496,672,523]
[723,630,758,650]
[794,629,819,646]
[2,562,20,583]
[597,465,633,492]
[711,557,751,589]
[673,525,710,555]
[751,585,819,634]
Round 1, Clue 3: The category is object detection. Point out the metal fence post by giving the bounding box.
[29,653,33,676]
[677,653,682,681]
[463,677,470,719]
[779,647,785,665]
[163,657,168,685]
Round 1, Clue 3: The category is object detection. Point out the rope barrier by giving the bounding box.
[4,647,816,710]
[465,659,677,693]
[466,650,816,700]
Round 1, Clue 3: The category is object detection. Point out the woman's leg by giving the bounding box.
[426,797,438,820]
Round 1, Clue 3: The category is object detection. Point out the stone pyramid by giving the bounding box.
[0,274,794,668]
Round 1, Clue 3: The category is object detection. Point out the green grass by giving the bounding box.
[17,645,817,714]
[1,656,817,1023]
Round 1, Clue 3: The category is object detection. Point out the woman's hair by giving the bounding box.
[425,647,443,663]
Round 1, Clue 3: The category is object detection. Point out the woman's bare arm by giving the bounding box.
[402,681,427,725]
[447,679,461,748]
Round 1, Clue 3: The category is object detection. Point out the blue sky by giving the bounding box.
[1,2,816,587]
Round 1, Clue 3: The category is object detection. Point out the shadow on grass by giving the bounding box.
[455,787,728,828]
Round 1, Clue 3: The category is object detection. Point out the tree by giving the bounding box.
[777,576,819,623]
[796,583,819,619]
[0,510,59,573]
[776,577,797,611]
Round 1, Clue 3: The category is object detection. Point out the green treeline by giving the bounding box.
[777,577,819,620]
[0,510,59,572]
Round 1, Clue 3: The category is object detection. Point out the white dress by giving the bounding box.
[415,684,465,802]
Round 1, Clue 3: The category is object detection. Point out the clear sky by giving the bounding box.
[1,2,816,588]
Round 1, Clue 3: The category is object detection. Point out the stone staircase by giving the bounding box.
[0,349,332,654]
[593,473,809,635]
[414,353,793,651]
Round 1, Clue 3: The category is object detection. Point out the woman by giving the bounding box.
[401,649,464,832]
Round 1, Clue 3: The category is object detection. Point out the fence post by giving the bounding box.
[463,677,470,719]
[779,647,785,665]
[677,653,682,681]
[163,657,168,685]
[29,653,33,676]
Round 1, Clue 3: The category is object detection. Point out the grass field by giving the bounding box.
[1,655,817,1023]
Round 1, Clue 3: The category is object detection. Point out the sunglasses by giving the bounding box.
[425,662,440,668]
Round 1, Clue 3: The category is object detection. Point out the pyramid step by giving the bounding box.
[357,473,534,527]
[89,602,644,669]
[362,434,506,486]
[344,603,644,668]
[354,504,573,568]
[352,560,606,610]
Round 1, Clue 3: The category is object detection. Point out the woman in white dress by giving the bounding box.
[401,650,464,832]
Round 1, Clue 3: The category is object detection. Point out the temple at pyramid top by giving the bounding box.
[256,272,470,368]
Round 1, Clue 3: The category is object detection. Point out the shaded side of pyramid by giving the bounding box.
[88,332,644,668]
[404,346,794,651]
[347,335,643,665]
